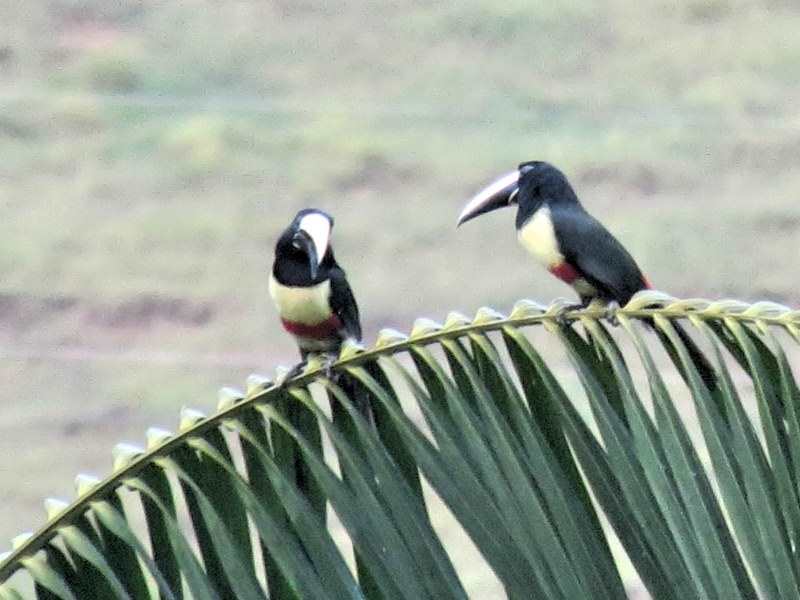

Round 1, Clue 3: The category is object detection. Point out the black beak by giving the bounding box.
[292,231,319,280]
[457,170,520,226]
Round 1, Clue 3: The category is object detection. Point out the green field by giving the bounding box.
[1,1,799,596]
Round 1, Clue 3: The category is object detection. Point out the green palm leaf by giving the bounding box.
[1,292,799,599]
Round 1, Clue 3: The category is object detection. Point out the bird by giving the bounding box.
[457,160,715,388]
[269,209,362,375]
[268,209,367,532]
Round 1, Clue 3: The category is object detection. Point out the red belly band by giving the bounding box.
[642,276,653,289]
[281,315,342,339]
[549,262,580,284]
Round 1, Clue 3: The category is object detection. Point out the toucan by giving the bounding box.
[269,209,366,536]
[457,160,715,387]
[270,209,362,368]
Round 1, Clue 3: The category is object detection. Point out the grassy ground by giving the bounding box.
[1,0,799,596]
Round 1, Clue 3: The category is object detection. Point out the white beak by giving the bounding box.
[457,170,520,226]
[298,212,331,265]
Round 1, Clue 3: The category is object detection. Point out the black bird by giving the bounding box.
[270,209,362,367]
[457,160,715,387]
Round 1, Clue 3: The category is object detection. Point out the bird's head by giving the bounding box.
[457,161,579,229]
[276,209,334,281]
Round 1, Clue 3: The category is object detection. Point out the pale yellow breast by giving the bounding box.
[269,275,332,325]
[517,206,564,268]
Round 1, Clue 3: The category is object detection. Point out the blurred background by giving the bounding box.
[1,0,799,592]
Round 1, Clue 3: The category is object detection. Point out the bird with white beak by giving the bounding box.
[269,209,361,377]
[457,160,715,388]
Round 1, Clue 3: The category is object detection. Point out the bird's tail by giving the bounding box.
[649,317,717,391]
[334,364,376,428]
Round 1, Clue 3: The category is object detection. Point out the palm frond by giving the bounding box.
[1,292,799,599]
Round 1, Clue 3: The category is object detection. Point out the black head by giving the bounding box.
[274,208,334,283]
[457,160,580,229]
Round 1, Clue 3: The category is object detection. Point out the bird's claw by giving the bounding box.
[279,361,308,388]
[604,302,621,326]
[320,353,339,382]
[555,302,584,327]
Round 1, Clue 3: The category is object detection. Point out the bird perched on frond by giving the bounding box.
[270,209,362,377]
[457,160,715,388]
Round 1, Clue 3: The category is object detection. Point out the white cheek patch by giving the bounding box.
[298,213,331,265]
[517,206,564,267]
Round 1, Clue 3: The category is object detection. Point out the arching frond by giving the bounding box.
[1,292,799,599]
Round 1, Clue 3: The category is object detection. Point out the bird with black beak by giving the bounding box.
[270,209,361,376]
[457,160,715,388]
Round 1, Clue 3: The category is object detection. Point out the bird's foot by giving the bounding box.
[302,352,340,381]
[555,302,585,327]
[279,360,308,388]
[604,301,621,326]
[320,353,340,382]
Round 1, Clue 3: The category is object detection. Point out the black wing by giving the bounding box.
[552,206,647,305]
[329,265,362,341]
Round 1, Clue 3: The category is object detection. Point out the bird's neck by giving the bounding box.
[273,254,330,287]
